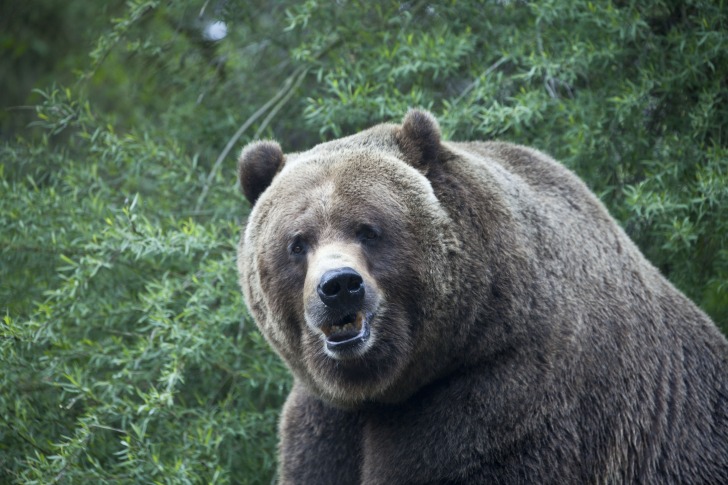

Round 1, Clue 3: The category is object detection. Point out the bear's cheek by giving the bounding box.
[369,229,429,320]
[257,248,307,330]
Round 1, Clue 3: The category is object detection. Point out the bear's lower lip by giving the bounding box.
[322,311,371,353]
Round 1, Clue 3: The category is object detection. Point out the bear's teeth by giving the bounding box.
[336,323,353,333]
[321,313,365,338]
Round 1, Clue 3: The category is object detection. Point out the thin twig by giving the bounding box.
[89,423,127,434]
[195,34,342,211]
[195,67,305,211]
[252,68,308,140]
[452,57,509,106]
[198,0,211,17]
[0,413,53,456]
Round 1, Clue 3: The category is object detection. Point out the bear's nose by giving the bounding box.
[317,267,365,310]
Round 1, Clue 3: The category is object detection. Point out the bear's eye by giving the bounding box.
[289,237,307,257]
[357,225,380,243]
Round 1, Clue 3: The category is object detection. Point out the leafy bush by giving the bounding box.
[2,0,726,482]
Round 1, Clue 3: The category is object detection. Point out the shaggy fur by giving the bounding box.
[237,110,728,484]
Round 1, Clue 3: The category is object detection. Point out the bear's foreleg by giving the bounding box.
[278,382,363,484]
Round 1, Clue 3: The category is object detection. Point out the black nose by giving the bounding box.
[317,267,365,310]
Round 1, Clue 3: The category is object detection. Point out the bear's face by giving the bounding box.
[238,115,458,405]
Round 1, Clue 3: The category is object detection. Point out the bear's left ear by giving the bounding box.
[395,109,442,173]
[238,140,285,206]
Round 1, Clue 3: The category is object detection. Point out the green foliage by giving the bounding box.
[2,98,288,482]
[1,0,726,482]
[0,1,122,137]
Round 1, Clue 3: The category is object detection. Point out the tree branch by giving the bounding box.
[195,67,306,212]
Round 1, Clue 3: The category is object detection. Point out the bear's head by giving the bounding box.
[238,111,474,406]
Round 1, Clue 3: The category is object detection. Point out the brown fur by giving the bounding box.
[237,140,285,205]
[237,110,728,483]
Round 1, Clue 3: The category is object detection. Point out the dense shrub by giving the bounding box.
[1,1,726,482]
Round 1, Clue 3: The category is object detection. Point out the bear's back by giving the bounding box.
[440,140,728,482]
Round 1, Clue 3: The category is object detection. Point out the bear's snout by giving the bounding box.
[317,267,365,312]
[302,243,381,359]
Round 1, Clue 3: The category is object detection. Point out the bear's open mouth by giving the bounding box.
[321,312,362,341]
[321,311,370,352]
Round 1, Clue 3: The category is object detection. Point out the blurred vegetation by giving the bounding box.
[1,0,726,482]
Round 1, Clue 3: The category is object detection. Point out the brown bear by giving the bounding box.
[237,110,728,484]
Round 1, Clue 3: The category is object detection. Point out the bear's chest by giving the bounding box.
[358,408,581,484]
[355,372,586,484]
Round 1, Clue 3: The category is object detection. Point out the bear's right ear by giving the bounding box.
[238,140,285,205]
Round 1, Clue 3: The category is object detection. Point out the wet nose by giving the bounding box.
[317,267,365,310]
